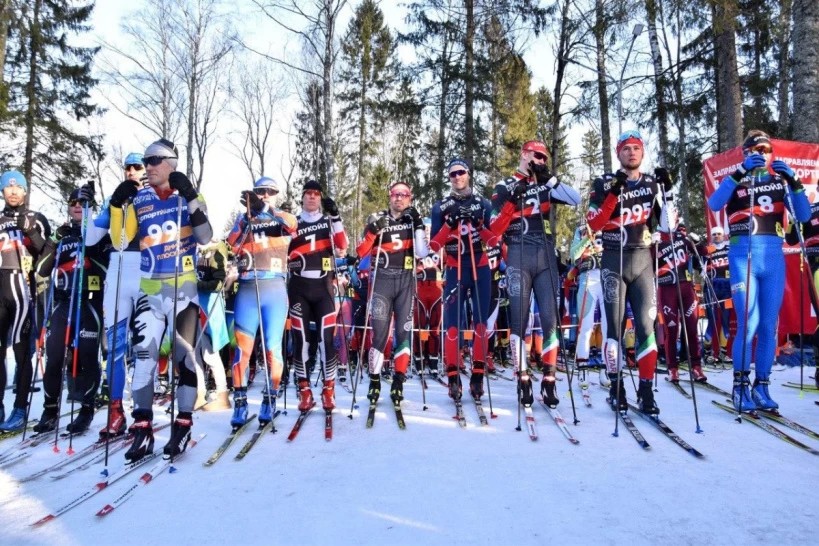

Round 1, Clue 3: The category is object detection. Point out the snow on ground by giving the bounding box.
[1,363,817,546]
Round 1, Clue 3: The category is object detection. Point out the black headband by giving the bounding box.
[742,134,771,150]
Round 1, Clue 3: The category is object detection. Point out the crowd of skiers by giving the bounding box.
[0,128,813,461]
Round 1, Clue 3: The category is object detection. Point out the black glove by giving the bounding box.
[345,255,358,267]
[169,172,198,202]
[321,196,339,217]
[461,205,481,227]
[240,190,265,216]
[78,182,95,203]
[16,212,38,235]
[374,214,390,232]
[403,206,423,229]
[530,163,557,188]
[110,180,139,207]
[444,211,459,229]
[654,167,673,193]
[610,171,628,196]
[510,181,528,202]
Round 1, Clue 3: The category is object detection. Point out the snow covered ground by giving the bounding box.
[1,363,817,546]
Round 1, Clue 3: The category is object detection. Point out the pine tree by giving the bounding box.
[1,0,102,202]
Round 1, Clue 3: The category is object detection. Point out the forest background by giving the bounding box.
[0,0,817,255]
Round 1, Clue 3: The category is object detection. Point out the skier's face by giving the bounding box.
[145,157,173,187]
[617,144,643,170]
[124,163,145,184]
[68,199,83,222]
[389,184,412,215]
[448,167,470,191]
[3,184,26,207]
[302,190,321,213]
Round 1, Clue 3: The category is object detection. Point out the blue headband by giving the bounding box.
[447,158,469,172]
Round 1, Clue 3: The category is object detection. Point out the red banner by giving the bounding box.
[702,139,819,335]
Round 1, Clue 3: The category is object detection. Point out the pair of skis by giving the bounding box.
[286,403,334,442]
[203,412,284,466]
[31,433,204,526]
[366,399,405,429]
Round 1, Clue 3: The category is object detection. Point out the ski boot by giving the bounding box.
[469,362,485,399]
[518,374,534,407]
[124,420,154,461]
[230,390,248,428]
[259,388,276,424]
[540,368,559,408]
[732,371,756,412]
[99,399,127,439]
[95,383,110,409]
[163,413,192,457]
[367,374,381,403]
[390,372,406,403]
[321,380,335,411]
[427,358,440,378]
[608,373,628,412]
[32,406,59,434]
[637,379,659,415]
[668,367,680,383]
[446,366,462,400]
[66,405,95,434]
[297,379,315,411]
[0,407,27,432]
[751,377,779,410]
[719,350,733,364]
[690,364,708,383]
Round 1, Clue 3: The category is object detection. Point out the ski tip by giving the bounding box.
[96,505,113,517]
[31,514,55,527]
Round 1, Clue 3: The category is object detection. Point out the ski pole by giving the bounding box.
[104,196,130,467]
[466,224,495,418]
[735,173,757,419]
[660,187,702,432]
[167,193,183,462]
[613,185,624,437]
[348,228,384,418]
[515,190,526,432]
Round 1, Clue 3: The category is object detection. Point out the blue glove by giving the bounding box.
[731,154,767,181]
[772,159,803,191]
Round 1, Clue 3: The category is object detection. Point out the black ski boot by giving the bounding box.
[66,405,95,434]
[124,420,154,461]
[608,373,628,412]
[637,379,660,415]
[32,405,59,434]
[541,366,559,407]
[518,374,534,407]
[367,374,381,403]
[163,413,193,457]
[469,362,485,399]
[447,367,462,401]
[390,372,406,403]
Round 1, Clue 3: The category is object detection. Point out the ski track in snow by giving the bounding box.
[1,364,817,545]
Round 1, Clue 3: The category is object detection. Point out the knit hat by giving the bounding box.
[616,130,644,154]
[144,139,179,169]
[0,170,27,191]
[302,179,322,194]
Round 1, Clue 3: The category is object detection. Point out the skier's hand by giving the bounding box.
[240,190,265,216]
[610,171,628,196]
[530,163,557,188]
[510,181,528,202]
[77,182,95,204]
[110,180,138,208]
[732,153,767,180]
[403,206,423,230]
[321,195,339,217]
[16,212,39,235]
[169,172,198,202]
[654,167,673,193]
[374,214,390,232]
[771,159,802,191]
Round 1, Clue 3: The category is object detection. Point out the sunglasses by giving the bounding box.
[531,152,548,161]
[68,200,82,207]
[449,170,468,178]
[142,156,172,167]
[125,164,145,172]
[390,192,411,199]
[750,146,772,154]
[254,188,278,196]
[617,129,643,143]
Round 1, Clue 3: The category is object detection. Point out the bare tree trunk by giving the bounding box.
[712,0,743,151]
[792,0,819,143]
[323,0,338,196]
[550,0,572,235]
[671,6,689,224]
[464,0,475,166]
[0,0,9,88]
[776,0,792,136]
[23,0,43,205]
[354,76,366,235]
[594,0,612,172]
[646,0,670,165]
